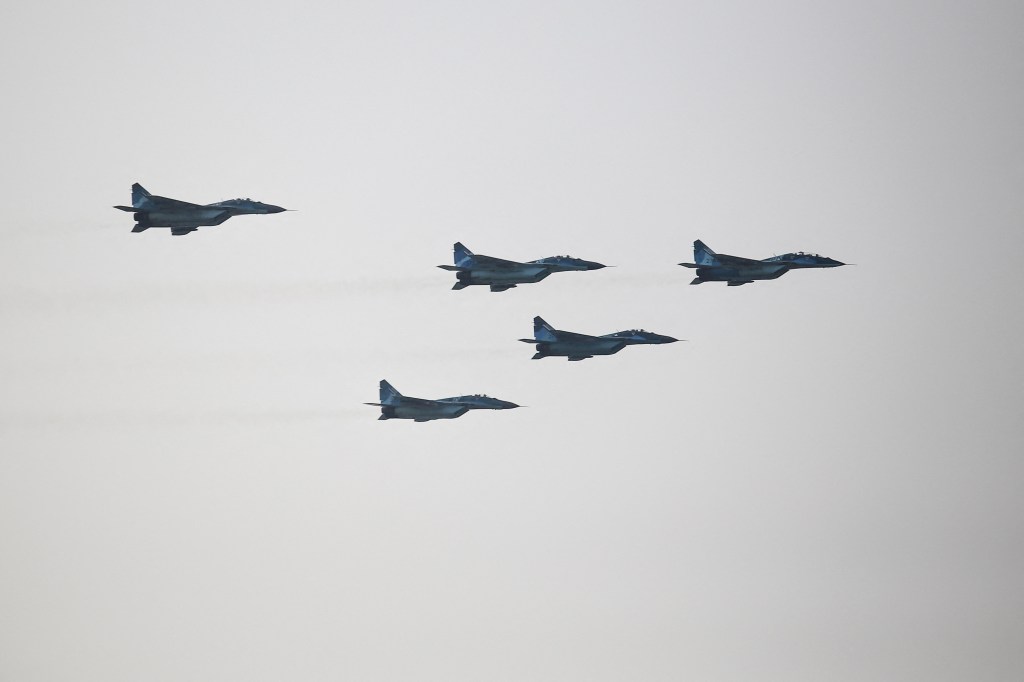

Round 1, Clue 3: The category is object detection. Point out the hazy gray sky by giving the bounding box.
[2,1,1023,680]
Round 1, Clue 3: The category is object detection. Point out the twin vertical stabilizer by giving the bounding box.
[379,380,403,405]
[693,240,718,266]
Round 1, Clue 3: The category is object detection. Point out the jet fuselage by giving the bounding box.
[382,403,469,421]
[523,318,678,361]
[681,241,845,286]
[116,184,287,235]
[533,338,627,358]
[138,200,286,228]
[441,243,607,292]
[368,381,519,422]
[138,207,235,229]
[456,265,552,287]
[692,264,790,282]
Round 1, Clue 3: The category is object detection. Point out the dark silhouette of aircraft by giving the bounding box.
[680,240,844,286]
[520,316,678,361]
[114,183,287,236]
[365,380,519,422]
[438,242,606,292]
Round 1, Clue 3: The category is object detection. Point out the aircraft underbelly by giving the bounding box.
[548,340,622,356]
[394,404,465,420]
[471,267,548,284]
[146,208,231,227]
[699,265,787,281]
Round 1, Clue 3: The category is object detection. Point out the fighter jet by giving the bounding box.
[114,183,287,236]
[680,239,845,286]
[438,242,607,292]
[365,380,520,422]
[519,316,678,361]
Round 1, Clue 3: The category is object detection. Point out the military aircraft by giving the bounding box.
[679,239,845,286]
[519,316,678,361]
[365,380,520,422]
[114,183,287,236]
[438,242,607,292]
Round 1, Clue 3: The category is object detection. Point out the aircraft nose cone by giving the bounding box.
[266,205,287,213]
[586,261,607,270]
[500,401,520,409]
[659,335,679,344]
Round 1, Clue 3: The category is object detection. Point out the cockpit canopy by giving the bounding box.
[766,251,824,261]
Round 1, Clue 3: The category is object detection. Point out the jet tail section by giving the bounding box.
[132,183,151,208]
[693,239,718,266]
[533,316,559,342]
[453,242,475,268]
[379,380,403,406]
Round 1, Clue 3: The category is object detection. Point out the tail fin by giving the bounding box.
[533,316,558,342]
[379,380,403,406]
[694,239,718,266]
[453,242,475,268]
[131,183,151,208]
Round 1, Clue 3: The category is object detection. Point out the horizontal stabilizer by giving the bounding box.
[452,282,468,290]
[437,265,464,271]
[131,224,149,233]
[689,277,703,285]
[114,205,137,212]
[678,262,698,268]
[531,352,546,360]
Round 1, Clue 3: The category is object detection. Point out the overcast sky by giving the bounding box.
[2,1,1023,680]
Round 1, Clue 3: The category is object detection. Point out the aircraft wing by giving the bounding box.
[398,396,443,407]
[715,253,764,267]
[468,254,527,270]
[550,330,598,342]
[146,195,206,211]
